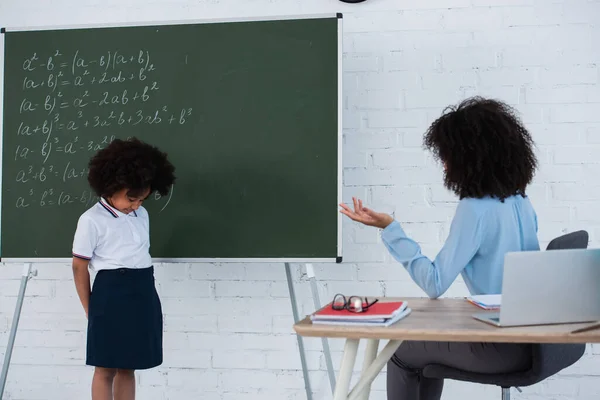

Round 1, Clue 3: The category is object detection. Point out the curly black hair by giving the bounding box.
[87,137,176,198]
[423,96,538,201]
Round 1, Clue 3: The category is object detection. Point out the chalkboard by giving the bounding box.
[0,15,342,262]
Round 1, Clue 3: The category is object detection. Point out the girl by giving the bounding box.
[340,97,540,400]
[71,137,176,400]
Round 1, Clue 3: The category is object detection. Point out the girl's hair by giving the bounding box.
[87,137,176,198]
[423,96,538,201]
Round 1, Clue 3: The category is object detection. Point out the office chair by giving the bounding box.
[421,230,589,400]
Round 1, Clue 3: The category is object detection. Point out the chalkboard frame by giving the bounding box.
[0,14,344,264]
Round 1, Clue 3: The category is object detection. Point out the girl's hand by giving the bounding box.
[339,197,394,229]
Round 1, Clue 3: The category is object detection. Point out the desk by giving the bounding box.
[293,298,600,400]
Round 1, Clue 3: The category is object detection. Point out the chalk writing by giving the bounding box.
[10,48,188,211]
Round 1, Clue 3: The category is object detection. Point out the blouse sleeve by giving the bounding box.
[380,201,483,299]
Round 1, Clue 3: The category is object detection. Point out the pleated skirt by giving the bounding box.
[86,266,163,370]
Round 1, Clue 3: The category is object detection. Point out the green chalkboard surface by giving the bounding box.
[0,15,342,262]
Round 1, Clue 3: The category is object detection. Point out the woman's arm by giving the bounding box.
[72,257,91,317]
[381,201,483,299]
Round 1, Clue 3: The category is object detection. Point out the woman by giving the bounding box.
[340,97,540,400]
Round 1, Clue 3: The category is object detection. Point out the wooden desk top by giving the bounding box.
[293,298,600,344]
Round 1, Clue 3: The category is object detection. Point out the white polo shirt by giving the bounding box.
[72,198,152,271]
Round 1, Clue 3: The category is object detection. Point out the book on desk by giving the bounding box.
[310,300,412,326]
[466,294,502,310]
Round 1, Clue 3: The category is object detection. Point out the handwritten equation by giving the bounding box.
[8,48,189,211]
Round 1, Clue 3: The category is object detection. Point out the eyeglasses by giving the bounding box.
[331,293,379,313]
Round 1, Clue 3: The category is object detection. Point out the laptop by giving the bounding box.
[473,248,600,327]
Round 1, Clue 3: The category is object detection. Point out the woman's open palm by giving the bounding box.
[339,197,393,229]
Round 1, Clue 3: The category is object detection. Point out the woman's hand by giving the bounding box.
[339,197,394,229]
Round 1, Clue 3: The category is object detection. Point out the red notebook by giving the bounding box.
[311,301,407,321]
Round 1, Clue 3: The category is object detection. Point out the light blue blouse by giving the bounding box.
[381,195,540,299]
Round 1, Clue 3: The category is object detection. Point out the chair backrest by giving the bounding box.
[546,230,589,250]
[532,229,589,379]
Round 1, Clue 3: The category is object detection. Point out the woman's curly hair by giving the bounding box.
[87,137,176,198]
[423,97,538,201]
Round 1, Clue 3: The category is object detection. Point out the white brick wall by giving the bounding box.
[1,0,599,399]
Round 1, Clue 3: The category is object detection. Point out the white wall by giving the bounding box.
[1,0,599,399]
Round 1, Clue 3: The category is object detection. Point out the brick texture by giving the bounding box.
[0,0,599,399]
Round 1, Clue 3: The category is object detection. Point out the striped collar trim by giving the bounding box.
[99,198,138,218]
[100,198,120,218]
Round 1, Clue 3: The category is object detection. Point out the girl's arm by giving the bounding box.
[72,257,91,317]
[71,214,98,318]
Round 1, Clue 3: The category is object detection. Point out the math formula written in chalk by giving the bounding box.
[7,48,189,212]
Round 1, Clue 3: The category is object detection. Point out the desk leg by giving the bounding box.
[346,340,403,400]
[333,339,360,400]
[355,339,379,400]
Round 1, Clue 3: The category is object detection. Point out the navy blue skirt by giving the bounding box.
[87,266,163,370]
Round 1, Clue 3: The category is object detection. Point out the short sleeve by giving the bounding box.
[137,206,149,220]
[72,215,98,260]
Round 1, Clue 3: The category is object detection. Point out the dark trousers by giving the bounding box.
[387,341,532,400]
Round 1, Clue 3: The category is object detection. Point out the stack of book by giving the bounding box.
[310,300,411,327]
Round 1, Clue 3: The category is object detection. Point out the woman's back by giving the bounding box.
[462,195,540,295]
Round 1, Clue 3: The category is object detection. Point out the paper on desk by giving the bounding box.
[466,294,501,310]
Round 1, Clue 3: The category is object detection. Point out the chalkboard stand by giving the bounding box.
[305,263,336,393]
[285,263,337,398]
[0,263,37,399]
[285,263,313,398]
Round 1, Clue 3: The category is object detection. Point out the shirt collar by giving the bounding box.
[99,198,137,218]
